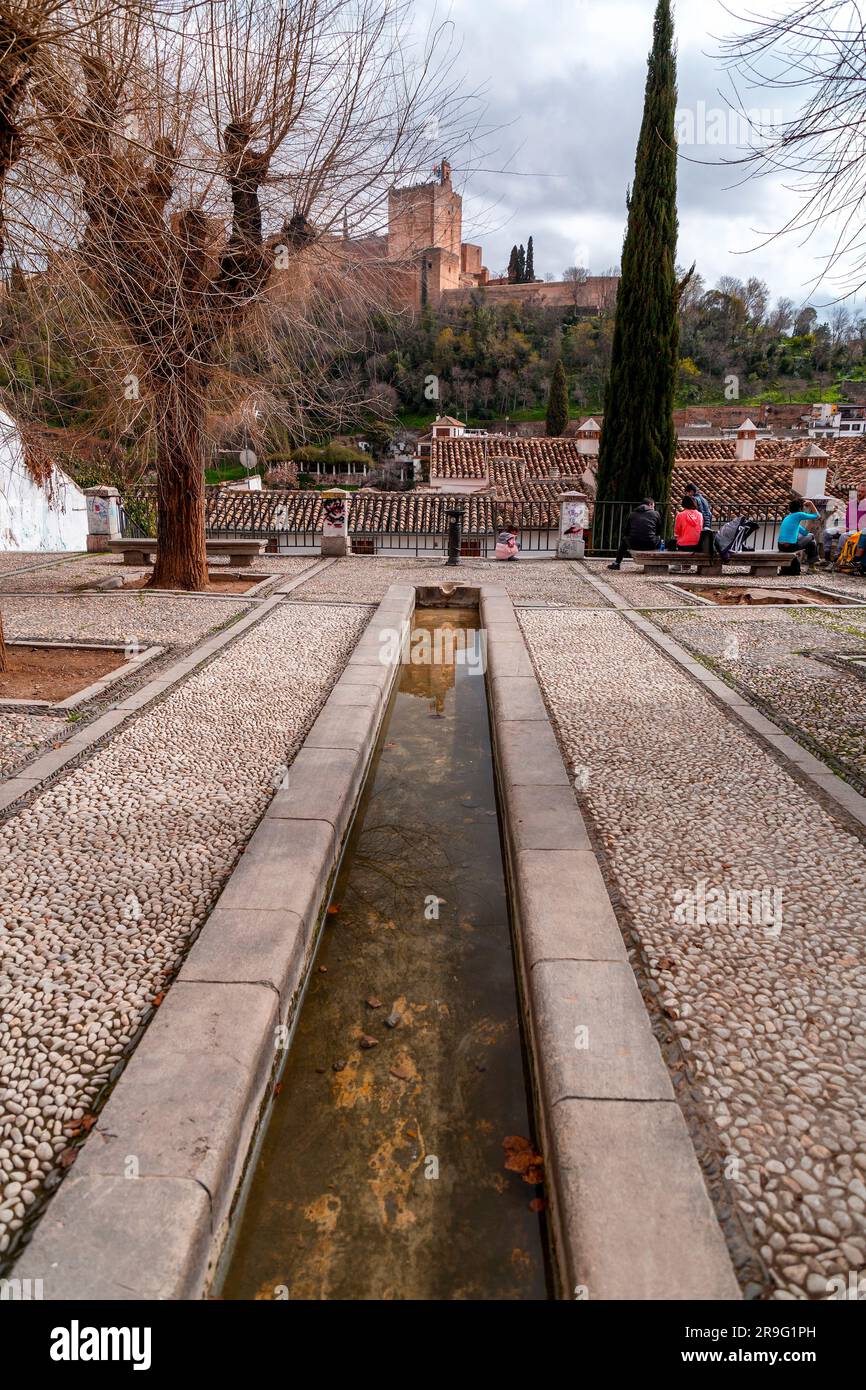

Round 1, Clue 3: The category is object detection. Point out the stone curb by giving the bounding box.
[0,560,335,818]
[12,582,414,1300]
[480,585,741,1302]
[579,566,866,832]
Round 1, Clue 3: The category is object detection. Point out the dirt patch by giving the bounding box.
[693,586,841,608]
[119,572,268,595]
[0,645,127,702]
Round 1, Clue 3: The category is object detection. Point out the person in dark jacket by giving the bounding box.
[685,483,712,527]
[608,500,663,570]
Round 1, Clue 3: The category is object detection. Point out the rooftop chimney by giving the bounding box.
[577,418,601,457]
[793,441,829,500]
[735,419,758,462]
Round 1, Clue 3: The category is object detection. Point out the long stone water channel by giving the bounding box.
[219,609,550,1300]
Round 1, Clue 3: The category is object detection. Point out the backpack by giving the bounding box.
[715,518,759,561]
[836,531,863,573]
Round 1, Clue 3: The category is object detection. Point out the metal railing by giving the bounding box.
[119,486,788,559]
[587,500,786,556]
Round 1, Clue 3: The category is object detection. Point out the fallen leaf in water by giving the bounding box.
[390,1067,413,1082]
[327,905,340,916]
[274,1082,283,1096]
[359,1034,378,1050]
[384,1011,401,1029]
[529,1198,547,1214]
[366,996,382,1010]
[332,1059,347,1072]
[503,1136,545,1185]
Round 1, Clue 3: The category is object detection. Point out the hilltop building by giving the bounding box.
[353,159,619,312]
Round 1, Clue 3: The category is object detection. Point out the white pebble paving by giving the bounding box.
[0,600,368,1256]
[520,602,866,1300]
[0,715,68,778]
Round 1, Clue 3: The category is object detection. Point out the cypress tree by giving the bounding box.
[595,0,684,512]
[545,359,569,436]
[517,243,526,282]
[525,236,535,283]
[507,245,520,282]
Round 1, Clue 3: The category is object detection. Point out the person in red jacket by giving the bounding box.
[674,496,705,552]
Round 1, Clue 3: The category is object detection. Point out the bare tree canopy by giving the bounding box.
[0,0,479,593]
[721,1,866,295]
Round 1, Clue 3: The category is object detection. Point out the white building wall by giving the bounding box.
[0,412,89,552]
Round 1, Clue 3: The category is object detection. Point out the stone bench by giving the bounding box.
[107,538,267,569]
[630,549,807,577]
[629,549,723,575]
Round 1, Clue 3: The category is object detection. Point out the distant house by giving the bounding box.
[0,412,89,552]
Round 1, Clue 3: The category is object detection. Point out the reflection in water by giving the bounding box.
[221,610,549,1301]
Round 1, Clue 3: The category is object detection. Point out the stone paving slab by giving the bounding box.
[13,1173,212,1301]
[552,1099,742,1301]
[481,589,738,1301]
[178,907,306,1002]
[530,959,675,1105]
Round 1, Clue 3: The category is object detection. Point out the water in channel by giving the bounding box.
[220,609,550,1300]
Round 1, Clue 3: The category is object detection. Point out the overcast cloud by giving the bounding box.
[411,0,860,318]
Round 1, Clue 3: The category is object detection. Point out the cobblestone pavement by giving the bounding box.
[1,594,254,646]
[520,605,866,1300]
[0,554,78,576]
[290,555,601,604]
[650,606,866,790]
[0,553,316,593]
[0,715,68,779]
[0,600,369,1257]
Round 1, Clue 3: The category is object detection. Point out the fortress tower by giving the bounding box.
[387,160,488,306]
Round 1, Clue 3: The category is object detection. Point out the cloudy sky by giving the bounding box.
[411,0,859,317]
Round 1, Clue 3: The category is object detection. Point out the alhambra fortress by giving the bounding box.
[345,159,618,311]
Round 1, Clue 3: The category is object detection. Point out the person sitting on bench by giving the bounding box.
[672,495,705,553]
[777,498,820,573]
[608,499,663,570]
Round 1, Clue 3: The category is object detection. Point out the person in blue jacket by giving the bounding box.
[777,499,820,572]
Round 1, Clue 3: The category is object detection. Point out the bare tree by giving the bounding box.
[563,264,589,308]
[721,2,866,296]
[768,296,795,334]
[3,0,473,592]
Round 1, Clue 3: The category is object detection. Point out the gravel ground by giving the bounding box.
[0,715,68,778]
[291,555,602,604]
[650,607,866,789]
[1,594,253,646]
[0,599,370,1256]
[521,605,866,1300]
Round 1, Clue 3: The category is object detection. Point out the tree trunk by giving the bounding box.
[0,607,7,674]
[149,377,210,591]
